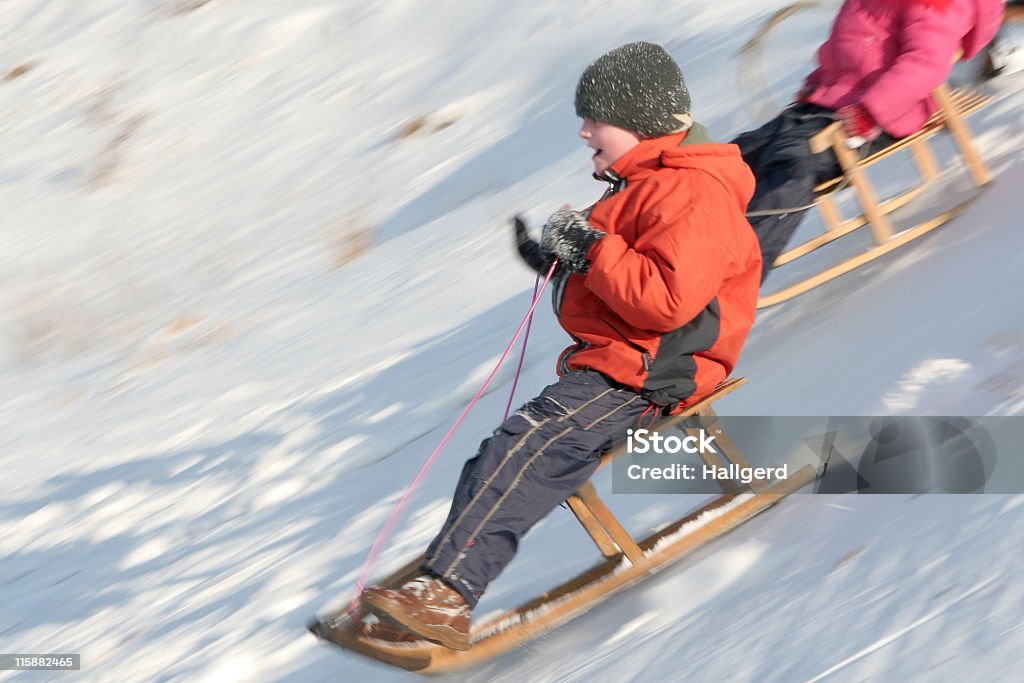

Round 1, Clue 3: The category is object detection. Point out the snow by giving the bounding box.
[2,1,1023,681]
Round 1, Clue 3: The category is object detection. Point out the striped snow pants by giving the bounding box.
[422,370,652,607]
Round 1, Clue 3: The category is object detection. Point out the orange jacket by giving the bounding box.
[553,132,761,410]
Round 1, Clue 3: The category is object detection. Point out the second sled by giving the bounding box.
[739,2,996,308]
[309,377,818,674]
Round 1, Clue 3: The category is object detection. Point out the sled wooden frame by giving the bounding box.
[310,377,817,674]
[757,81,994,308]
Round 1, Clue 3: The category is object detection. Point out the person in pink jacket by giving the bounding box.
[734,0,1004,282]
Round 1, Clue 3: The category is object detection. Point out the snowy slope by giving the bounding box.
[2,1,1023,681]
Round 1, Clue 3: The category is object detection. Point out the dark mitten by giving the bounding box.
[540,208,606,274]
[512,216,555,275]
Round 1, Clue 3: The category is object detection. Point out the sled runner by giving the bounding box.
[739,2,996,308]
[309,378,817,674]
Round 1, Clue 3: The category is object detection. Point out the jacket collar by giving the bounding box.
[596,130,691,185]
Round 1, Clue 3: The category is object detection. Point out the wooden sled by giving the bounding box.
[757,83,993,308]
[309,378,817,674]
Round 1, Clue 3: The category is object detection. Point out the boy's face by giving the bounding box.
[579,119,644,175]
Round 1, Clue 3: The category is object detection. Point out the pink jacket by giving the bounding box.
[802,0,1004,137]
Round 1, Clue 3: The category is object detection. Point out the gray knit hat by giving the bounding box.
[574,41,692,138]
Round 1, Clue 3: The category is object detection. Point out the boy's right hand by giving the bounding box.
[513,216,556,275]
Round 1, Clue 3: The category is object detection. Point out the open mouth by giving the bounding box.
[592,147,602,158]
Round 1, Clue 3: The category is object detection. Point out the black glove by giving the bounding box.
[513,216,555,275]
[540,208,605,274]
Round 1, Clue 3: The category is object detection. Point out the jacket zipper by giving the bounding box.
[551,269,570,318]
[555,173,628,377]
[553,173,625,320]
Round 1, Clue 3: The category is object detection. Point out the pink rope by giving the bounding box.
[348,261,558,618]
[503,274,540,421]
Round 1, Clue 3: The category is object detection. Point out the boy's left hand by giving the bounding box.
[512,216,556,275]
[541,208,606,274]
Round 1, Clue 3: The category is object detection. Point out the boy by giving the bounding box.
[361,41,762,650]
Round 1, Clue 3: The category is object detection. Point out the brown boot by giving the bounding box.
[358,618,426,644]
[362,575,472,650]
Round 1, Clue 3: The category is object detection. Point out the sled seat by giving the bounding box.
[812,86,992,196]
[565,377,810,562]
[758,81,994,308]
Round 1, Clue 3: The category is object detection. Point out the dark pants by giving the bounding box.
[421,371,651,607]
[732,103,895,281]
